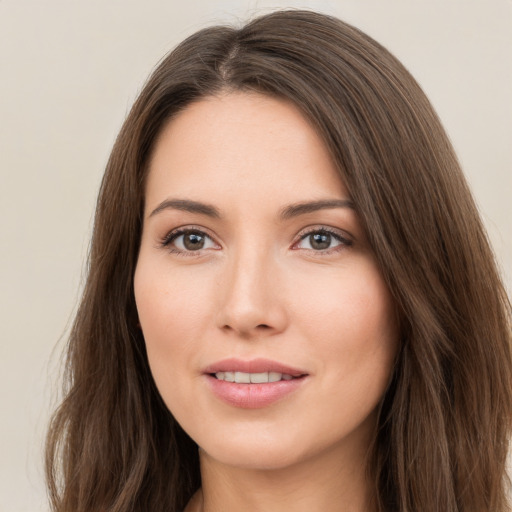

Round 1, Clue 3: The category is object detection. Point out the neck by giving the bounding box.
[187,440,374,512]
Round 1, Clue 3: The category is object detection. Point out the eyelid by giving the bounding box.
[158,224,353,255]
[160,225,221,254]
[292,225,354,251]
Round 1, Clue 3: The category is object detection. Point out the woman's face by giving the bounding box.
[134,92,398,471]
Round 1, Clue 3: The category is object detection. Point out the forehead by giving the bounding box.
[146,92,348,211]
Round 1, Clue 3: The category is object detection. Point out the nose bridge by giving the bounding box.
[218,238,286,336]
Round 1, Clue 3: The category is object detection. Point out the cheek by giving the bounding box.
[133,261,215,404]
[135,262,213,347]
[291,260,398,384]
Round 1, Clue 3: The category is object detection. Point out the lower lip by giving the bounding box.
[205,375,306,409]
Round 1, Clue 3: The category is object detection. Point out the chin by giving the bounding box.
[191,408,378,474]
[200,439,309,471]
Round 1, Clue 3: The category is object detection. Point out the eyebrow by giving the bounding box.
[279,199,355,219]
[149,199,221,218]
[148,197,355,219]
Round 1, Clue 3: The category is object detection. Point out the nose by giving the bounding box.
[216,246,288,339]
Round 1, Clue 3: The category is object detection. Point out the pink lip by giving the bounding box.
[203,358,308,409]
[203,358,307,376]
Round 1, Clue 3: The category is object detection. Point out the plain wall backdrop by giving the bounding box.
[1,0,511,510]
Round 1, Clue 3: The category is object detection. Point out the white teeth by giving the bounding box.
[235,371,251,383]
[250,372,268,383]
[214,371,296,383]
[268,371,282,382]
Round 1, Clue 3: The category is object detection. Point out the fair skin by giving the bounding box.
[134,92,398,512]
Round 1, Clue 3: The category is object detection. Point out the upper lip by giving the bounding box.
[203,358,308,377]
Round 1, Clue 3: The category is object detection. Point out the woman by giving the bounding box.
[45,9,512,512]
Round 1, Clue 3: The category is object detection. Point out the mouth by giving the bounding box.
[203,357,308,380]
[211,371,302,383]
[203,358,308,408]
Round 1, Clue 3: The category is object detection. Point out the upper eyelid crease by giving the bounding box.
[300,229,351,241]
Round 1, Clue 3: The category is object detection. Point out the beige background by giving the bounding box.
[0,0,511,510]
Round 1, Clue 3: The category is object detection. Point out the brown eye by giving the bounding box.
[295,229,351,252]
[164,229,218,253]
[309,232,332,250]
[183,232,206,250]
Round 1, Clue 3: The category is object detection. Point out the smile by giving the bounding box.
[204,359,308,409]
[214,371,295,383]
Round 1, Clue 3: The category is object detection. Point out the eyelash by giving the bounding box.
[160,226,353,257]
[293,227,353,255]
[160,226,219,257]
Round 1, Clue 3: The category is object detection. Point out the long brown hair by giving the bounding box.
[46,9,512,512]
